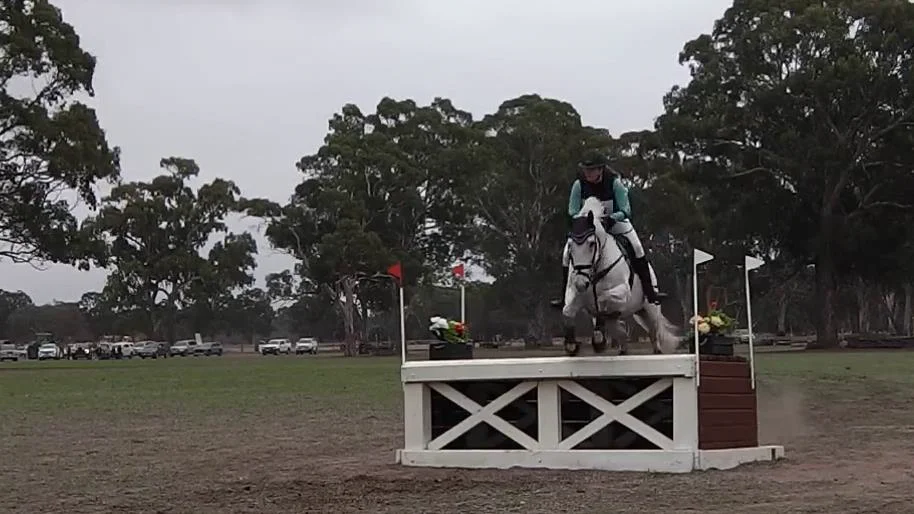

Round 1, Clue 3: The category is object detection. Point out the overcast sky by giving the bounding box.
[1,0,732,305]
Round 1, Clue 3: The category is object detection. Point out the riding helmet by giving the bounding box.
[578,150,609,169]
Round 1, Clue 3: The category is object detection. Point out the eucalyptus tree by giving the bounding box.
[0,0,120,266]
[657,0,914,346]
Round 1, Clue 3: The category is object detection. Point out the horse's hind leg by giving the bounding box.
[632,312,650,334]
[635,307,662,354]
[603,314,629,355]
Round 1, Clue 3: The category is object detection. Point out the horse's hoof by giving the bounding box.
[564,341,581,356]
[618,349,628,356]
[591,330,607,354]
[653,348,663,355]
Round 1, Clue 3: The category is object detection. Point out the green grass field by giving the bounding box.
[755,350,914,384]
[0,355,403,416]
[2,350,911,416]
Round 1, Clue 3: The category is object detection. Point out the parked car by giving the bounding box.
[136,341,168,359]
[95,342,114,360]
[69,343,94,360]
[169,339,196,357]
[112,342,136,358]
[37,343,63,360]
[294,338,318,355]
[192,342,223,357]
[732,329,750,344]
[259,338,291,355]
[0,343,19,362]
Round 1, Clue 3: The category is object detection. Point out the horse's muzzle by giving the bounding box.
[572,272,590,292]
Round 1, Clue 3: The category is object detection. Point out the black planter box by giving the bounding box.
[429,342,474,360]
[688,334,735,356]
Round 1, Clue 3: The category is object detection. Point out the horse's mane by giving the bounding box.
[572,196,608,237]
[577,196,605,219]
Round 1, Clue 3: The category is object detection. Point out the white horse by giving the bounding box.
[561,197,680,356]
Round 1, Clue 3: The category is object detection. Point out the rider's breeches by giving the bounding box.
[612,220,645,258]
[562,220,646,266]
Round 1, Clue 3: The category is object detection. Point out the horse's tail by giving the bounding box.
[655,311,681,354]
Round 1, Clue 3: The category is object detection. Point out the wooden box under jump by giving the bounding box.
[397,354,784,473]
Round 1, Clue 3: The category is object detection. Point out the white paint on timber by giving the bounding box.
[556,378,674,451]
[401,383,430,450]
[401,354,695,383]
[399,354,786,473]
[396,449,697,473]
[396,446,785,473]
[427,381,538,450]
[672,377,699,450]
[536,381,561,449]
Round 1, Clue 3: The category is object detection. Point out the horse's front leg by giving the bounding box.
[563,324,580,356]
[562,299,581,357]
[591,313,608,354]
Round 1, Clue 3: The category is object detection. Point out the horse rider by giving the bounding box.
[550,150,666,308]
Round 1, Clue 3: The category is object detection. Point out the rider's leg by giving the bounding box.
[550,239,571,308]
[612,221,665,303]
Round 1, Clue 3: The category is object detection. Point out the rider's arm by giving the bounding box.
[567,179,582,217]
[610,178,631,221]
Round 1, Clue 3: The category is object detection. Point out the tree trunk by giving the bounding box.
[359,297,369,347]
[674,271,690,324]
[341,277,357,357]
[880,289,899,334]
[155,306,178,344]
[812,214,839,348]
[390,281,400,351]
[525,301,548,348]
[855,278,869,333]
[776,289,789,335]
[145,308,156,340]
[904,284,913,336]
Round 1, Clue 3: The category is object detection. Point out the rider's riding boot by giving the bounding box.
[633,257,665,304]
[549,266,569,309]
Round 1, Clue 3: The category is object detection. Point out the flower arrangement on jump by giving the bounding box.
[690,302,737,337]
[429,316,468,344]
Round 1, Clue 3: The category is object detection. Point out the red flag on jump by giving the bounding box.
[452,263,465,280]
[387,262,402,286]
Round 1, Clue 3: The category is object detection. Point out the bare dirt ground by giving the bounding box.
[2,353,913,514]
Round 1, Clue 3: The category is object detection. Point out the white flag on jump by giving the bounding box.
[693,248,714,266]
[745,255,765,271]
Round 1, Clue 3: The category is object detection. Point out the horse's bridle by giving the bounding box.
[568,220,625,296]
